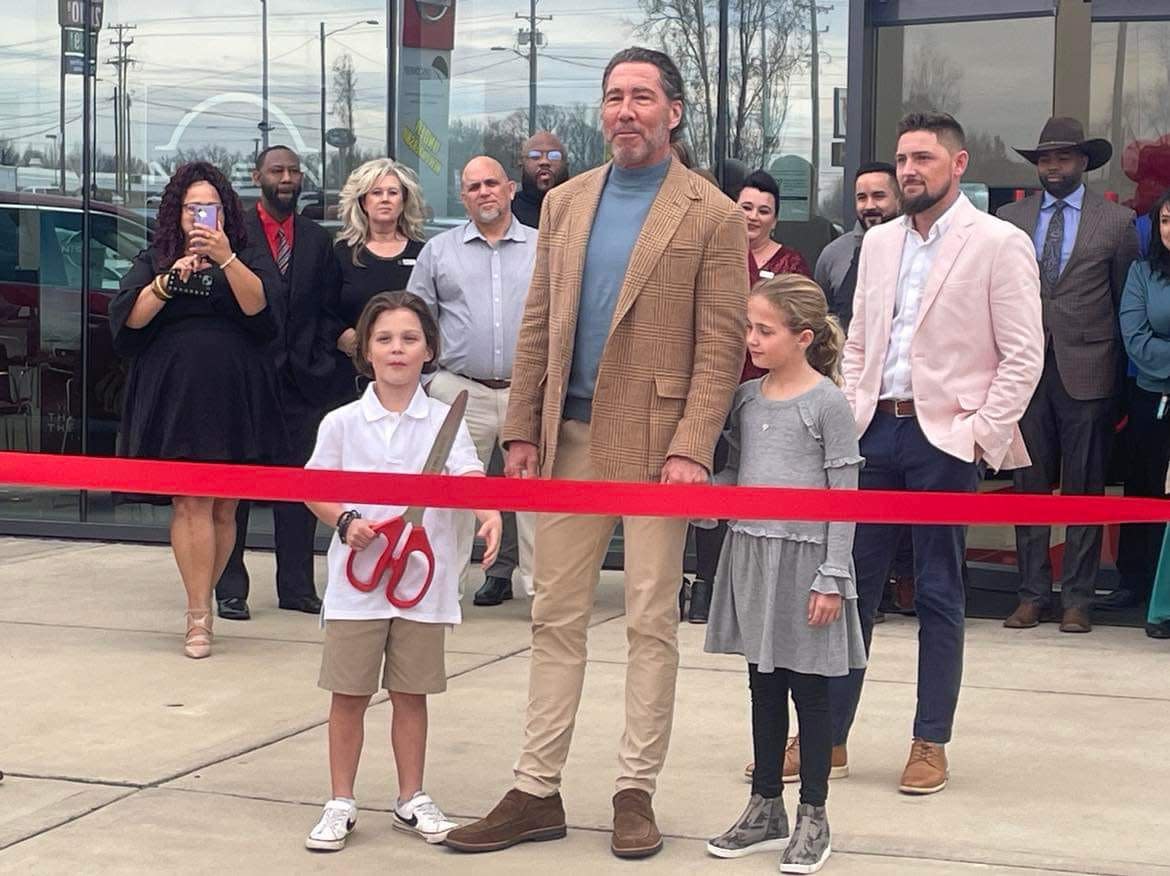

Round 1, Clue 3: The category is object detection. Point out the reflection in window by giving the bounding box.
[1089,19,1170,216]
[874,17,1055,201]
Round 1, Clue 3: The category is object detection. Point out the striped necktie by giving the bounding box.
[276,227,291,275]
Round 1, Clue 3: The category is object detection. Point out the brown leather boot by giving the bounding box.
[1003,601,1043,629]
[1059,606,1092,633]
[899,739,948,795]
[611,789,662,859]
[443,788,566,852]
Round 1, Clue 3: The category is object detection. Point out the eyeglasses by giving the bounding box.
[182,202,222,215]
[526,150,563,161]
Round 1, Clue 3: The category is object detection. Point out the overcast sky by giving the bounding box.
[2,0,847,175]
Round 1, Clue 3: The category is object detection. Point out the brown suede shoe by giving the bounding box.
[443,788,566,852]
[1003,601,1043,629]
[1059,606,1092,633]
[899,739,948,795]
[781,737,848,783]
[611,789,662,859]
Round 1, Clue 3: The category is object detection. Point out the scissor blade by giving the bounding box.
[420,389,468,475]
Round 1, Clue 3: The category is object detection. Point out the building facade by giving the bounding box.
[1,0,1168,543]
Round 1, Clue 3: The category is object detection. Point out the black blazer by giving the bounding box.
[243,210,343,411]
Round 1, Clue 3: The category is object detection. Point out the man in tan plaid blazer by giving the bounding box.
[445,48,747,859]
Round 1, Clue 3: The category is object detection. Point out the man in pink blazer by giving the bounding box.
[836,112,1043,795]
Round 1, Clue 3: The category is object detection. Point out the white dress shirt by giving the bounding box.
[879,194,967,400]
[306,383,483,624]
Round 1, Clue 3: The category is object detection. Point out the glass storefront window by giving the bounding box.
[1088,18,1170,220]
[874,16,1055,212]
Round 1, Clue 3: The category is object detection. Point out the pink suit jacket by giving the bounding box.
[841,195,1044,471]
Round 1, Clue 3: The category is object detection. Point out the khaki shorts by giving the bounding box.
[318,618,447,696]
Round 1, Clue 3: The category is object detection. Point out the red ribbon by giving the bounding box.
[2,451,1168,526]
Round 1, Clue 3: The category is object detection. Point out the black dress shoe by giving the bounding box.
[474,576,513,606]
[1146,621,1170,639]
[687,578,712,624]
[278,594,322,614]
[1094,589,1142,611]
[217,597,251,621]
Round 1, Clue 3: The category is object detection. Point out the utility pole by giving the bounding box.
[807,2,830,213]
[107,23,136,199]
[260,0,270,149]
[516,0,550,135]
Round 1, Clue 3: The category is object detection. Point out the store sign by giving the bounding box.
[403,0,456,50]
[770,155,813,222]
[397,47,453,210]
[58,0,103,29]
[62,54,97,76]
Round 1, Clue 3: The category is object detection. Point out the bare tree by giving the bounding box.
[332,53,358,173]
[636,0,809,168]
[903,44,962,116]
[0,138,19,165]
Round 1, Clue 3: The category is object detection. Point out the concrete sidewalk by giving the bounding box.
[1,536,1168,875]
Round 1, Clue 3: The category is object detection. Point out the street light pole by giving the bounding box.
[261,0,270,150]
[320,20,327,218]
[528,0,537,135]
[319,19,379,220]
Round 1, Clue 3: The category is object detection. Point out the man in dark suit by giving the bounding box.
[998,117,1139,634]
[214,145,340,619]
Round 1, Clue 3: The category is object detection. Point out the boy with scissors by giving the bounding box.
[303,291,502,851]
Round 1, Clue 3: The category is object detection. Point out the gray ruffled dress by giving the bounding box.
[703,377,867,676]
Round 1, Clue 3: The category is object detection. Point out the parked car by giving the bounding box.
[0,191,151,454]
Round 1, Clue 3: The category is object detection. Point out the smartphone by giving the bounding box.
[194,204,219,229]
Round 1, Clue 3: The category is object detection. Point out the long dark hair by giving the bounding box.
[152,161,248,269]
[1148,189,1170,281]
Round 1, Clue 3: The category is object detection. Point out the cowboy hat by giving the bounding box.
[1014,117,1112,171]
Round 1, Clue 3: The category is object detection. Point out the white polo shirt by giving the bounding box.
[306,382,483,624]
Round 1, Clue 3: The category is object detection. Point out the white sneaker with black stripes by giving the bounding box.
[392,791,457,843]
[306,799,357,851]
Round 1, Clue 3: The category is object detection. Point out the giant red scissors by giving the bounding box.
[346,390,468,608]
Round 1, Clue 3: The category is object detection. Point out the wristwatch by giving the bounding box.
[336,509,362,544]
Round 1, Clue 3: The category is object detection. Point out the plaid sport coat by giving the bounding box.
[501,158,748,482]
[997,189,1139,401]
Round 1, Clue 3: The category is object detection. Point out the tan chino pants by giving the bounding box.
[512,419,689,797]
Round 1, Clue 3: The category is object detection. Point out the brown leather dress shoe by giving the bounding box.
[1059,606,1092,633]
[899,739,948,795]
[611,789,662,859]
[1003,601,1043,629]
[443,788,566,852]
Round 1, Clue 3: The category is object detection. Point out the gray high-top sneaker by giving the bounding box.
[705,793,789,858]
[780,803,831,873]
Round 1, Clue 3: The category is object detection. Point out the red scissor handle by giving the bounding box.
[345,517,435,609]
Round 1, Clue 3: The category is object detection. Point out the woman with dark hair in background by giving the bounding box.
[111,161,285,659]
[683,170,813,624]
[1118,188,1170,639]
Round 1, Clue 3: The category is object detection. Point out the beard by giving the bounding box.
[1040,170,1083,200]
[900,181,947,216]
[474,205,503,223]
[261,180,300,213]
[858,208,898,229]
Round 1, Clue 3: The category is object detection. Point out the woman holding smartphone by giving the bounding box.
[111,161,285,659]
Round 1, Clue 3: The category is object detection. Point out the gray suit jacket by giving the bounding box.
[997,189,1139,401]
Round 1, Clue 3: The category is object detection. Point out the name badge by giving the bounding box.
[402,258,417,267]
[758,270,775,280]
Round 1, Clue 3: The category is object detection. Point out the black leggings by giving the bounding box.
[748,663,831,806]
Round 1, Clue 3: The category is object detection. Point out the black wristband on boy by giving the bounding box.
[336,509,362,544]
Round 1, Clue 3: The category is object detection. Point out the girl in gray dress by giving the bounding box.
[704,274,865,873]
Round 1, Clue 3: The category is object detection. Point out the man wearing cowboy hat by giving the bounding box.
[998,116,1139,634]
